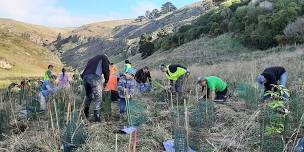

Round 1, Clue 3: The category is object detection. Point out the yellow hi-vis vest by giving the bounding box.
[166,65,187,81]
[124,63,132,72]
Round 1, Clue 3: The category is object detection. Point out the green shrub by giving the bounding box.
[153,0,304,51]
[284,16,304,43]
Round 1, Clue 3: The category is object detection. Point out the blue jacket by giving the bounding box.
[40,80,55,97]
[118,74,136,98]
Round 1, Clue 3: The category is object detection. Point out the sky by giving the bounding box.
[0,0,201,27]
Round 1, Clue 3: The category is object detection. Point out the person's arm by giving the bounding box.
[134,71,140,83]
[118,77,125,93]
[148,72,152,83]
[208,82,217,101]
[201,87,207,99]
[210,91,216,100]
[102,61,110,84]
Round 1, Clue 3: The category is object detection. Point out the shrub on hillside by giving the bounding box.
[153,0,304,51]
[138,35,155,59]
[284,16,304,43]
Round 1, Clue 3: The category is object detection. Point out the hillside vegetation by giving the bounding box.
[150,0,304,54]
[0,31,62,86]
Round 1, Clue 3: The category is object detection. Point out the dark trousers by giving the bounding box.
[215,87,228,101]
[83,74,103,111]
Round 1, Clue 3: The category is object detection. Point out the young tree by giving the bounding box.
[151,9,161,18]
[161,2,177,14]
[145,10,153,19]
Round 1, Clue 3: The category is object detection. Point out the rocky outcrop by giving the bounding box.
[259,1,273,11]
[0,60,12,70]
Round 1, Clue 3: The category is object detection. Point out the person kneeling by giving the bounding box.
[198,76,228,102]
[39,76,57,111]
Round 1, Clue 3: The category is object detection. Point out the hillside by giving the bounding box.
[0,18,70,45]
[67,19,133,38]
[50,1,212,69]
[0,31,62,86]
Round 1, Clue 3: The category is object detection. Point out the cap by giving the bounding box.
[127,67,137,76]
[257,75,266,85]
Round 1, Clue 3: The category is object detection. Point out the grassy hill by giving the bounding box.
[0,31,62,86]
[0,18,70,44]
[67,19,133,38]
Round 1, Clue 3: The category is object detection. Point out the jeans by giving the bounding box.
[280,72,288,99]
[83,74,103,111]
[175,75,185,93]
[280,72,288,88]
[119,98,126,114]
[138,83,151,94]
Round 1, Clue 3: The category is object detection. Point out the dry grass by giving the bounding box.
[0,18,70,43]
[0,31,62,84]
[67,19,133,38]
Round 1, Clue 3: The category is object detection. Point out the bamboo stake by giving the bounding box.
[128,133,132,152]
[115,134,118,152]
[176,93,180,127]
[66,100,71,124]
[184,99,190,151]
[49,101,55,133]
[125,89,132,126]
[132,131,137,152]
[77,96,86,124]
[53,100,60,130]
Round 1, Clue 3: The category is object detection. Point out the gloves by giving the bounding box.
[186,69,191,77]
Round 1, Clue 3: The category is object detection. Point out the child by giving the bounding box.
[58,68,70,89]
[39,75,57,111]
[118,68,137,118]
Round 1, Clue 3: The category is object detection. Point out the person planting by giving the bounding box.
[197,76,229,102]
[135,66,152,94]
[160,64,190,99]
[81,54,110,122]
[257,66,289,101]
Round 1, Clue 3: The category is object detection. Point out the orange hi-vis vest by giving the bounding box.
[107,75,118,91]
[110,65,118,75]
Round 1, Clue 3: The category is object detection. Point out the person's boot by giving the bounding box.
[84,107,90,119]
[94,110,102,122]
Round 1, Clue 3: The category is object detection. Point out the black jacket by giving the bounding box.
[135,69,151,83]
[262,66,286,91]
[81,55,110,83]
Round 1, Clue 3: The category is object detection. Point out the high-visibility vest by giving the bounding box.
[107,75,118,91]
[166,65,187,81]
[124,63,132,72]
[110,65,118,75]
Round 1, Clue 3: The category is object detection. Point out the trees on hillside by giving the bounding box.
[153,0,304,51]
[138,35,155,59]
[136,2,177,21]
[161,2,177,14]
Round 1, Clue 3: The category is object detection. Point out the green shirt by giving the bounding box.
[44,70,52,80]
[206,76,227,92]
